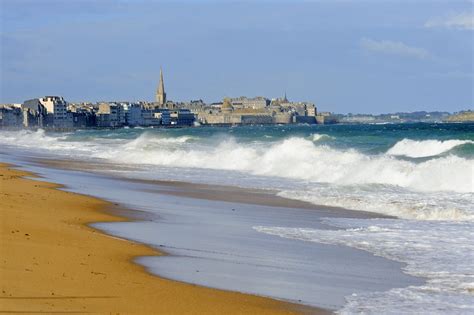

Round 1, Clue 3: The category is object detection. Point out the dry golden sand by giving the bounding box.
[0,163,327,314]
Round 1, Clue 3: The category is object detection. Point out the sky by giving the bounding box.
[0,0,473,114]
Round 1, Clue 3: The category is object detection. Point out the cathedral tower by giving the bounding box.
[155,68,166,106]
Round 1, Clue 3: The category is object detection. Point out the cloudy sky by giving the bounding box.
[0,0,472,113]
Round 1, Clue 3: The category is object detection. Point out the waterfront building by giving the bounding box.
[72,111,95,128]
[153,111,171,125]
[125,103,175,126]
[22,99,47,128]
[141,108,162,126]
[96,103,126,128]
[197,98,275,125]
[126,103,144,126]
[68,102,97,128]
[0,105,22,128]
[39,96,73,128]
[170,109,195,126]
[155,68,166,106]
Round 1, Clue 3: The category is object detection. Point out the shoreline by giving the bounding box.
[34,157,392,220]
[0,163,325,314]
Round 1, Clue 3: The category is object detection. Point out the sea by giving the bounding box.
[1,122,473,313]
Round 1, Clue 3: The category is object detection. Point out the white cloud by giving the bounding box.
[360,38,430,60]
[425,12,474,30]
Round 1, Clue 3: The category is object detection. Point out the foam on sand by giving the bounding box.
[255,218,474,315]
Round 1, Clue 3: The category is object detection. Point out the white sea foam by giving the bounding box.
[278,186,474,221]
[108,135,473,194]
[1,131,473,195]
[311,133,333,141]
[0,129,91,153]
[123,132,194,147]
[0,129,57,146]
[387,139,473,158]
[254,218,474,314]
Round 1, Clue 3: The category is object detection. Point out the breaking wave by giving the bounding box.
[104,134,473,194]
[1,130,473,195]
[387,139,474,158]
[124,133,194,148]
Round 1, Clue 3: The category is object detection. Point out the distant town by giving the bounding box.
[0,69,472,129]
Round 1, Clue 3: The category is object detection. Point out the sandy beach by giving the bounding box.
[0,163,324,314]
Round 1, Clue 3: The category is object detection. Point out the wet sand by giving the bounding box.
[37,157,390,219]
[0,163,325,314]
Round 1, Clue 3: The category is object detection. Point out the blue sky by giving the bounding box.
[0,0,472,113]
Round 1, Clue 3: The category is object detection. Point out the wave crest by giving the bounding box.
[311,133,333,142]
[107,136,474,193]
[387,139,474,158]
[1,131,472,194]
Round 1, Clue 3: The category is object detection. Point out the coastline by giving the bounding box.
[0,163,324,314]
[34,157,392,219]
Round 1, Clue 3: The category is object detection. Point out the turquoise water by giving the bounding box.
[56,123,474,163]
[65,122,474,155]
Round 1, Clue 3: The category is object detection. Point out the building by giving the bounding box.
[68,103,96,127]
[0,105,22,128]
[141,108,162,126]
[155,68,166,106]
[230,96,269,109]
[39,96,73,128]
[22,99,47,128]
[96,103,125,127]
[197,98,274,125]
[170,109,195,126]
[126,103,144,126]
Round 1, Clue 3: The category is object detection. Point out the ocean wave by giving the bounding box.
[387,139,474,158]
[254,218,474,314]
[123,132,195,148]
[109,136,473,193]
[1,131,473,194]
[0,129,57,145]
[0,129,85,151]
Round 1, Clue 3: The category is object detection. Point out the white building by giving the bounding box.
[39,96,72,128]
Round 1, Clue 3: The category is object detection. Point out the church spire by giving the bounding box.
[155,67,166,106]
